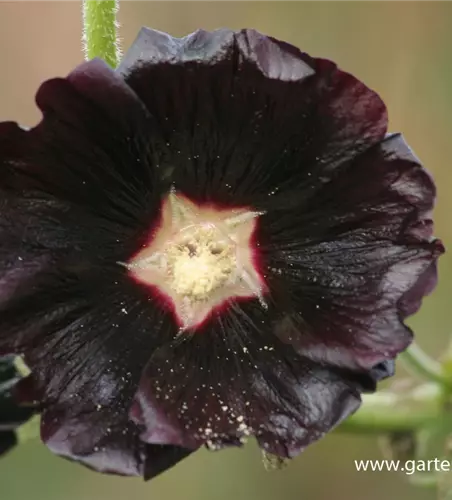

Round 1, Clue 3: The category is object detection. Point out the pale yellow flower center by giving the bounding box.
[121,190,266,330]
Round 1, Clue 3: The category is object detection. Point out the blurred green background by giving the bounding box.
[0,2,451,499]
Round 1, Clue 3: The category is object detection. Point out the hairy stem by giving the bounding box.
[340,383,443,434]
[82,0,120,67]
[401,343,452,390]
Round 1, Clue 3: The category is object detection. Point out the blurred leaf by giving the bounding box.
[0,356,35,458]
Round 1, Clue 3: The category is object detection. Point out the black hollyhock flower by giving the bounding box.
[0,356,34,457]
[0,28,443,477]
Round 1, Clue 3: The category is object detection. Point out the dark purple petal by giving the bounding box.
[0,59,160,261]
[120,28,387,208]
[14,374,192,478]
[369,360,395,382]
[0,57,193,476]
[40,403,193,479]
[398,260,439,318]
[118,28,315,82]
[4,275,190,477]
[259,134,443,370]
[131,333,372,458]
[0,59,165,352]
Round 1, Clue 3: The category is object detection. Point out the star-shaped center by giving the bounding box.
[122,190,267,331]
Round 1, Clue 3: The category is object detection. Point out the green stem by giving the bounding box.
[82,0,120,68]
[400,343,452,390]
[339,343,452,435]
[340,383,443,434]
